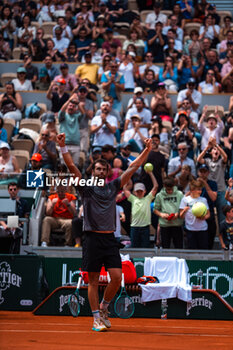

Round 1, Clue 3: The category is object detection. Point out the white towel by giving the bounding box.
[140,257,192,303]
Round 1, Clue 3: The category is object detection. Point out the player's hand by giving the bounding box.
[145,138,152,151]
[57,133,66,147]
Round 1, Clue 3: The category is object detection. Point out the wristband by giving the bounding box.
[61,146,68,154]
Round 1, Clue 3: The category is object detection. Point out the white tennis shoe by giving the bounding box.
[92,318,107,332]
[100,309,111,328]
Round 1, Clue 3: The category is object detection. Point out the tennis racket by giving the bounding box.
[114,273,135,319]
[68,276,82,317]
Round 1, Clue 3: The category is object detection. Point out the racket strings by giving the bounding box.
[115,295,134,318]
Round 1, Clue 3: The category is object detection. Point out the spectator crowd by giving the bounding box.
[0,0,233,252]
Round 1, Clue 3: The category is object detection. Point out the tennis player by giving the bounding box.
[57,133,152,332]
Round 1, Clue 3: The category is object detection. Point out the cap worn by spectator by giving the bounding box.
[120,142,132,149]
[41,112,55,123]
[57,78,66,85]
[134,183,146,191]
[128,51,136,58]
[157,82,166,89]
[188,78,196,84]
[92,146,102,153]
[130,114,142,120]
[0,141,10,149]
[151,115,162,122]
[78,85,88,92]
[39,67,48,78]
[55,26,62,32]
[178,110,188,117]
[60,63,69,69]
[134,87,143,94]
[207,113,217,121]
[198,164,209,171]
[31,153,42,162]
[17,67,27,73]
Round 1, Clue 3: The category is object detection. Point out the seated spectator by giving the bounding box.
[164,28,183,52]
[123,114,148,152]
[127,87,149,110]
[149,115,170,157]
[53,63,78,91]
[12,67,33,91]
[151,82,172,122]
[75,51,99,85]
[206,4,220,26]
[36,0,53,23]
[163,14,183,43]
[219,40,233,65]
[97,54,111,82]
[177,78,202,114]
[147,21,166,63]
[158,57,178,92]
[72,12,92,39]
[22,54,38,89]
[0,82,23,121]
[219,18,233,42]
[33,127,57,170]
[17,14,36,47]
[197,37,212,62]
[194,0,209,21]
[199,14,220,48]
[40,185,76,247]
[0,182,30,254]
[177,0,193,20]
[0,141,20,178]
[0,31,11,60]
[47,79,70,115]
[107,0,124,23]
[28,39,46,62]
[92,15,108,49]
[74,27,92,61]
[53,16,73,41]
[172,110,195,158]
[125,97,151,130]
[122,30,145,62]
[64,42,79,62]
[154,176,184,249]
[38,55,60,90]
[45,38,61,62]
[53,26,70,56]
[168,142,196,178]
[130,14,148,40]
[81,42,102,64]
[101,144,117,168]
[198,106,224,150]
[145,2,167,29]
[140,69,158,93]
[221,50,233,92]
[219,30,233,54]
[100,60,125,112]
[198,69,220,93]
[90,101,117,147]
[178,55,198,90]
[174,98,198,130]
[183,30,201,66]
[0,5,16,50]
[171,3,186,29]
[164,38,182,63]
[119,51,138,92]
[76,1,95,24]
[139,53,160,81]
[41,112,58,142]
[102,28,122,56]
[0,117,7,142]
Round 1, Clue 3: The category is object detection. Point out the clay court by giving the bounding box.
[0,311,232,350]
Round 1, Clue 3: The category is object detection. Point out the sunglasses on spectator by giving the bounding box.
[9,188,17,192]
[178,148,187,151]
[207,72,214,75]
[146,55,153,58]
[41,133,49,136]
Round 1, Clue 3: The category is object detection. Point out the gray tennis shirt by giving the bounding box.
[78,178,121,232]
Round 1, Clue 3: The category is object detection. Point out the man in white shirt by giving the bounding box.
[145,2,167,29]
[123,115,148,151]
[168,142,196,178]
[177,78,202,114]
[90,102,117,146]
[53,26,70,54]
[139,53,160,80]
[124,97,151,130]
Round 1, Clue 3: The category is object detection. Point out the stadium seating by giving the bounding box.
[3,118,16,143]
[1,72,17,86]
[20,119,42,133]
[11,149,30,172]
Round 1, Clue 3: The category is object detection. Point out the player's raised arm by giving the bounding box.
[120,138,152,188]
[57,133,82,181]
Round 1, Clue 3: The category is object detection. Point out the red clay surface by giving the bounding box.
[0,311,233,350]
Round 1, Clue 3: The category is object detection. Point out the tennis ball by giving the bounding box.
[191,202,207,218]
[144,163,153,172]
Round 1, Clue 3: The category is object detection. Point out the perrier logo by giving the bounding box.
[0,261,22,304]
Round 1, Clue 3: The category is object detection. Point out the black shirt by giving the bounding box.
[140,150,165,192]
[201,179,217,215]
[51,92,70,113]
[147,30,167,63]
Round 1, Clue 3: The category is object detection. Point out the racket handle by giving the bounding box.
[77,276,82,289]
[121,273,125,288]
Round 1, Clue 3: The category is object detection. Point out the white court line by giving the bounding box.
[1,322,231,331]
[0,329,232,337]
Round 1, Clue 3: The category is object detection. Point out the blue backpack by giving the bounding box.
[24,103,41,119]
